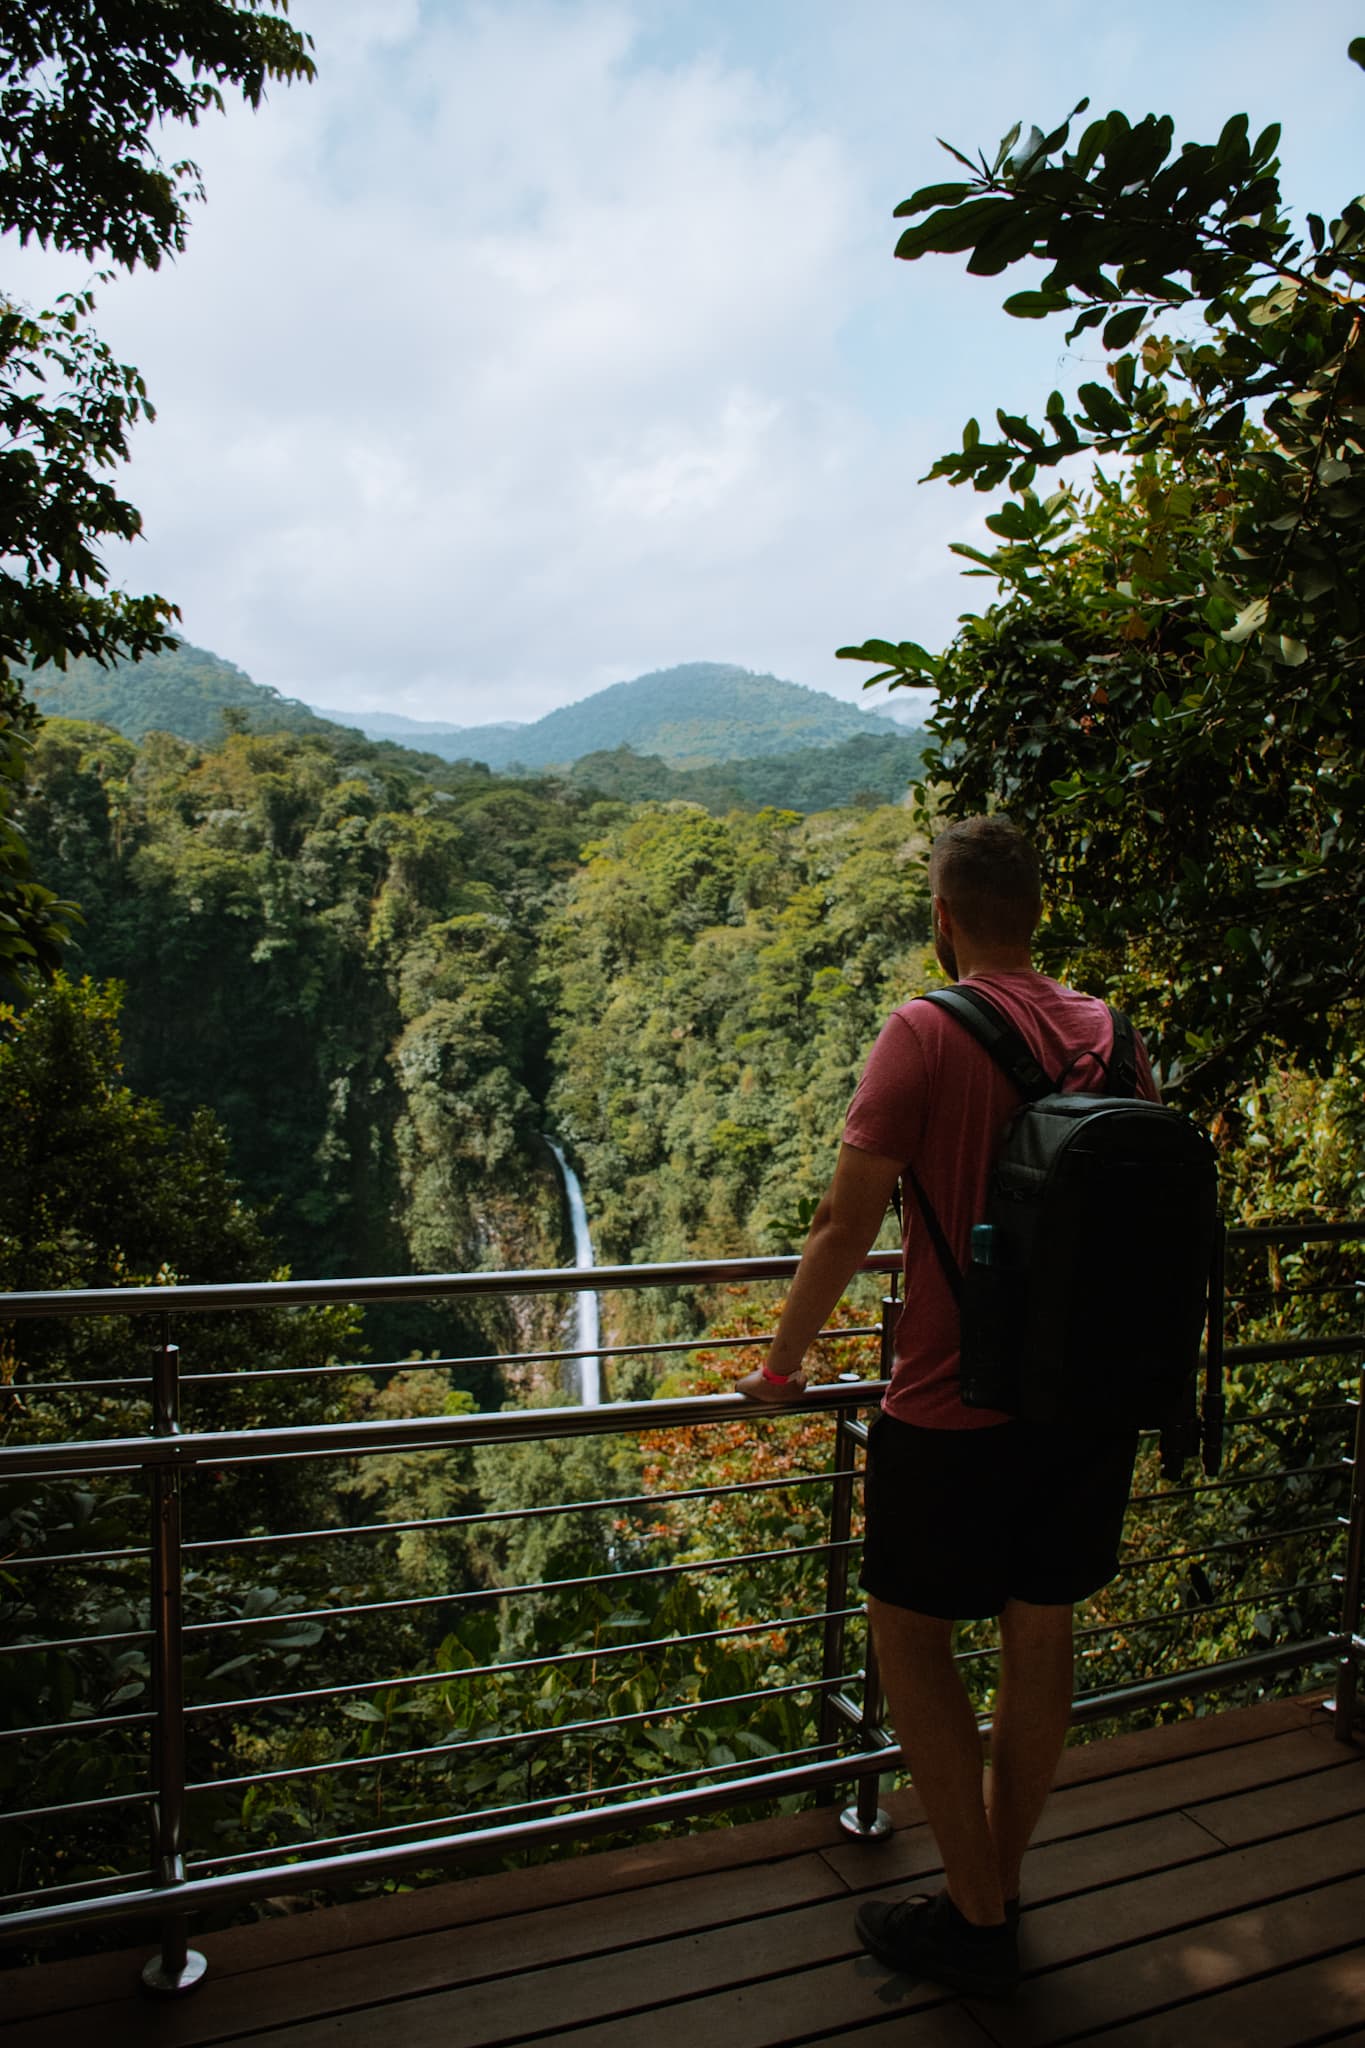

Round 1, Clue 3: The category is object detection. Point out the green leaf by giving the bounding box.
[935,136,981,174]
[1003,289,1070,319]
[893,181,974,218]
[891,641,941,675]
[1215,113,1250,163]
[1251,121,1281,164]
[1074,118,1108,177]
[992,120,1022,174]
[1349,36,1365,71]
[1066,305,1109,343]
[1077,380,1132,433]
[894,196,1015,261]
[1102,306,1145,350]
[967,209,1040,274]
[837,639,938,679]
[997,410,1044,451]
[262,1622,325,1649]
[1008,124,1047,174]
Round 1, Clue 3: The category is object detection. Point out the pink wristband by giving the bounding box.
[761,1365,795,1385]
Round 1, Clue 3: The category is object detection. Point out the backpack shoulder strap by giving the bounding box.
[917,986,1057,1103]
[901,1161,963,1306]
[1106,1006,1139,1098]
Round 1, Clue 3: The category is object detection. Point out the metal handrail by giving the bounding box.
[0,1380,878,1478]
[0,1248,904,1318]
[1,1230,1362,1996]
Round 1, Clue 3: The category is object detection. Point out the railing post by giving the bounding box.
[829,1278,898,1841]
[1334,1362,1365,1745]
[879,1275,901,1383]
[839,1277,900,1843]
[817,1403,859,1783]
[840,1602,892,1839]
[1202,1218,1227,1477]
[141,1327,206,1995]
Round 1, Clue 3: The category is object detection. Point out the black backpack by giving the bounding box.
[902,986,1224,1476]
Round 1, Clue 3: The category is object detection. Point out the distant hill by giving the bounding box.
[316,662,903,768]
[24,646,925,809]
[312,709,525,751]
[24,641,347,745]
[565,735,924,812]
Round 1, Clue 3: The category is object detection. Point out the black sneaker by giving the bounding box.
[854,1889,1019,2000]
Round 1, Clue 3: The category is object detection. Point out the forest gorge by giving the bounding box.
[4,701,1359,1913]
[3,11,1364,1930]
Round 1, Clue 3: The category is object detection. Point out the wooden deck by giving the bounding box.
[5,1693,1363,2047]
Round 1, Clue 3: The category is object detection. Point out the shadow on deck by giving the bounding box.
[5,1693,1363,2048]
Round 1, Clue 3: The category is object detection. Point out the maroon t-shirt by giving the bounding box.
[843,969,1158,1429]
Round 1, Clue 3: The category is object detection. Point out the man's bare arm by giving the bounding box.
[736,1142,903,1403]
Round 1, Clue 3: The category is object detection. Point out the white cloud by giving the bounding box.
[19,0,879,719]
[4,0,1363,722]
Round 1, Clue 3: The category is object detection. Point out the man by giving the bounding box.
[736,814,1155,2000]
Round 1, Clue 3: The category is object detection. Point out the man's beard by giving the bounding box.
[933,922,959,982]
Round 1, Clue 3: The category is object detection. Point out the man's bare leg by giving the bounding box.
[987,1600,1074,1902]
[867,1595,1005,1926]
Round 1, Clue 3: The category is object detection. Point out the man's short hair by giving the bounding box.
[929,815,1041,948]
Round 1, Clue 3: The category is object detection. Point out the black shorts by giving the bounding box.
[858,1411,1139,1621]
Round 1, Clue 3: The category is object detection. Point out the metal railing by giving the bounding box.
[1,1229,1362,1994]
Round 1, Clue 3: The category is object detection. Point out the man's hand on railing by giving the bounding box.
[735,1365,808,1404]
[736,1144,898,1408]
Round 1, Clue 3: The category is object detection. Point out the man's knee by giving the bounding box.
[868,1594,957,1661]
[999,1599,1073,1652]
[998,1599,1074,1693]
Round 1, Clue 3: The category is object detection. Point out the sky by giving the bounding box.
[5,0,1364,726]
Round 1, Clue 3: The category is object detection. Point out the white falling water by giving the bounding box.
[547,1140,601,1407]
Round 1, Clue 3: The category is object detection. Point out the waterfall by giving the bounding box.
[547,1140,601,1407]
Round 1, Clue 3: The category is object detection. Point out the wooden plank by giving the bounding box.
[6,1692,1327,2026]
[88,1805,1277,2048]
[129,1908,946,2048]
[3,1806,857,2022]
[804,2021,999,2048]
[2,1693,1343,2046]
[1066,1946,1365,2048]
[0,1854,850,2048]
[975,1870,1365,2046]
[595,1978,1005,2048]
[819,1727,1341,1890]
[1187,1748,1365,1848]
[843,1693,1328,1859]
[1,1949,162,2029]
[817,1809,1221,1920]
[1045,1692,1327,1785]
[512,1966,966,2048]
[1018,1810,1365,1974]
[1016,1811,1221,1911]
[1027,1728,1349,1851]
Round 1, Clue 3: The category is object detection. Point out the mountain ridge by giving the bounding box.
[31,646,921,770]
[314,660,907,768]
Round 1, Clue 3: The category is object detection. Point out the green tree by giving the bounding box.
[546,803,932,1271]
[0,974,364,1899]
[841,42,1365,1102]
[0,1,315,989]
